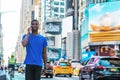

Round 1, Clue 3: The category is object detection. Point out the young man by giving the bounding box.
[22,19,48,80]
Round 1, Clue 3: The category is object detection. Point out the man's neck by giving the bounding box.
[32,31,38,35]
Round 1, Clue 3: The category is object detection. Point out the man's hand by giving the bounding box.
[43,67,46,75]
[27,27,32,34]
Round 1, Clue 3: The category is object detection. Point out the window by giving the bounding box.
[60,8,64,13]
[54,7,59,12]
[59,62,71,66]
[87,58,95,64]
[60,15,64,18]
[54,1,59,5]
[31,11,34,20]
[60,2,64,6]
[99,58,120,67]
[54,14,58,16]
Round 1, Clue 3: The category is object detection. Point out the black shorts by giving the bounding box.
[8,64,15,71]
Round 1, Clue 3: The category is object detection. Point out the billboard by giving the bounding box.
[88,1,120,42]
[81,51,95,62]
[47,48,61,60]
[62,16,73,38]
[46,36,55,46]
[45,22,62,34]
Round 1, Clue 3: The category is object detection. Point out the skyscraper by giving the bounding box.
[43,0,66,20]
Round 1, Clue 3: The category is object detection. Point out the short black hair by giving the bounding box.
[31,19,39,25]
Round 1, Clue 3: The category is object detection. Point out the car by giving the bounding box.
[42,62,53,78]
[79,56,120,80]
[73,65,83,76]
[53,61,73,77]
[18,64,25,73]
[71,60,83,76]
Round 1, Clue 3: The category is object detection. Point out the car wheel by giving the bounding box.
[69,74,72,77]
[46,75,48,78]
[90,73,95,80]
[79,73,84,80]
[50,75,53,78]
[55,74,58,77]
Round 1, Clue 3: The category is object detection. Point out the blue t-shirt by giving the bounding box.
[22,33,47,66]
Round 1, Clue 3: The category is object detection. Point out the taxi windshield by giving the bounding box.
[59,62,71,66]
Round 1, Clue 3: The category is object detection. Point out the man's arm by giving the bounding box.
[22,27,31,47]
[43,47,47,68]
[22,33,30,47]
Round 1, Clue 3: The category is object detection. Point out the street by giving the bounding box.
[6,71,79,80]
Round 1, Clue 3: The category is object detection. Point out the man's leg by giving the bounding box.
[11,65,15,77]
[25,65,34,80]
[34,65,42,80]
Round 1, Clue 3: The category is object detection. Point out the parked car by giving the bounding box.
[42,62,53,78]
[53,61,73,77]
[79,56,120,80]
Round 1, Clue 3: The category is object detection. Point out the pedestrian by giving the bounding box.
[22,19,48,80]
[8,54,16,77]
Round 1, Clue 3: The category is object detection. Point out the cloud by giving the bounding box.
[110,10,120,25]
[89,4,104,12]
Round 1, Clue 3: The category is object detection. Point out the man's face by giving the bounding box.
[31,21,39,32]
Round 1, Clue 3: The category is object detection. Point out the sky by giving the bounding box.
[1,0,22,65]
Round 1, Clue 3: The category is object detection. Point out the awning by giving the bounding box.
[88,41,120,45]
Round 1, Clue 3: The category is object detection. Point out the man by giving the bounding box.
[22,19,48,80]
[8,54,16,77]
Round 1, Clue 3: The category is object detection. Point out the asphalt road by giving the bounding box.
[6,71,79,80]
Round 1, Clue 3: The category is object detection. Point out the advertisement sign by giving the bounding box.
[62,16,73,38]
[81,51,95,62]
[45,22,62,34]
[47,48,61,60]
[46,36,55,46]
[88,1,120,42]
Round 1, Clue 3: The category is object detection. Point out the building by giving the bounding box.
[0,0,3,61]
[15,0,42,63]
[66,30,80,60]
[40,0,67,60]
[43,0,66,20]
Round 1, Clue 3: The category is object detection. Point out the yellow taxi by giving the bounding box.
[71,61,83,76]
[73,65,82,76]
[53,61,73,77]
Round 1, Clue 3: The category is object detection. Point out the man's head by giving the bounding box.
[31,19,39,33]
[11,54,14,58]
